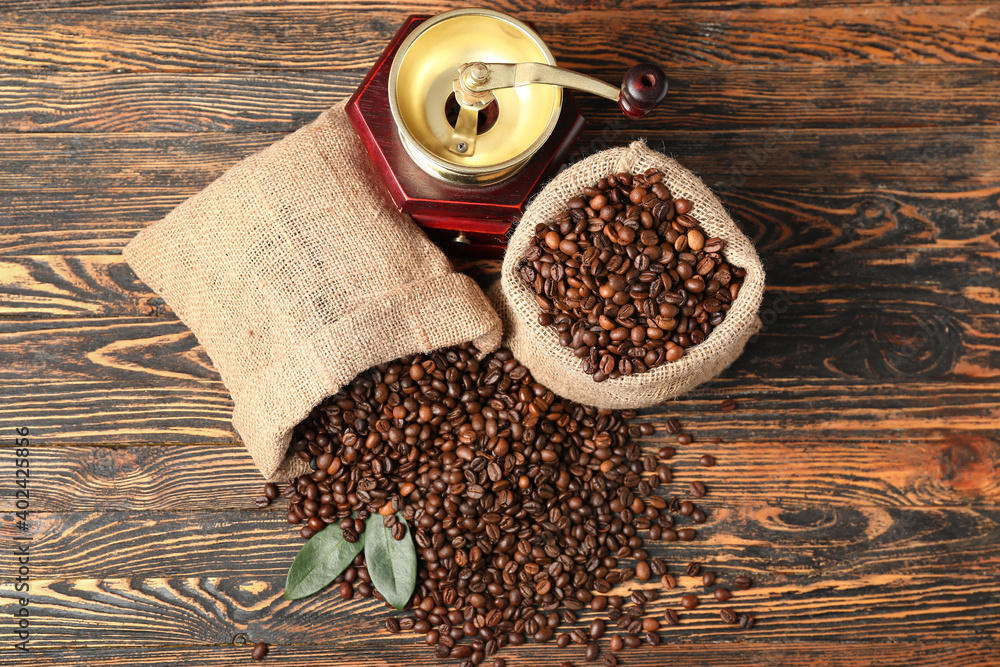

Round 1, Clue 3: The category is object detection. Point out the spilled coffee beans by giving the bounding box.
[267,344,757,664]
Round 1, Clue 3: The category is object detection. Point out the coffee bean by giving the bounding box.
[604,655,619,667]
[339,582,353,600]
[685,562,701,577]
[702,571,716,587]
[585,642,600,662]
[385,618,400,633]
[699,454,716,467]
[663,609,679,625]
[720,398,737,412]
[676,432,693,445]
[720,608,738,624]
[610,634,624,651]
[645,630,661,646]
[715,588,732,602]
[690,481,707,497]
[251,642,268,661]
[739,613,755,629]
[590,619,605,640]
[734,575,753,590]
[534,627,554,643]
[681,594,699,610]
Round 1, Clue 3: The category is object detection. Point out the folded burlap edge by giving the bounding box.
[241,270,501,481]
[495,140,765,409]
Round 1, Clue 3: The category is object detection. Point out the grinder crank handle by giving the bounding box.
[455,61,668,119]
[618,64,668,118]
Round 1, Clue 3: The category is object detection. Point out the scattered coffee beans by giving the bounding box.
[519,169,746,382]
[267,344,758,665]
[251,642,268,661]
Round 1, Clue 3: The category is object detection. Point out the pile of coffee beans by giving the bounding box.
[262,345,755,665]
[518,169,746,382]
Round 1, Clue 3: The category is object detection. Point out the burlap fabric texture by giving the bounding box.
[124,101,503,481]
[492,141,764,409]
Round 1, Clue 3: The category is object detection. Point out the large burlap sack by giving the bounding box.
[124,101,502,480]
[492,140,764,409]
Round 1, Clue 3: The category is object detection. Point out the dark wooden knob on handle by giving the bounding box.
[619,64,668,118]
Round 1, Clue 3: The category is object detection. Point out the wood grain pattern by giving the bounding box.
[10,506,994,578]
[2,422,997,513]
[3,65,999,133]
[2,129,999,257]
[1,6,998,72]
[4,247,1000,444]
[10,643,1000,667]
[5,185,1000,258]
[0,0,986,12]
[6,243,1000,320]
[0,562,995,648]
[0,1,997,664]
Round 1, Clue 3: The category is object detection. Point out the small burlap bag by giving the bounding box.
[493,140,764,409]
[124,101,502,480]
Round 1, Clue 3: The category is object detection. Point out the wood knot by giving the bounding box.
[830,308,958,378]
[936,436,997,495]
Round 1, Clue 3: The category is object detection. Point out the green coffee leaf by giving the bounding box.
[284,518,364,600]
[364,513,417,610]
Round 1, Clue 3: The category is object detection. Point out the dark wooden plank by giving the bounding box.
[0,445,259,512]
[5,185,1000,257]
[1,129,998,257]
[0,0,984,12]
[5,248,999,365]
[3,417,997,513]
[3,65,999,133]
[5,242,1000,324]
[4,242,1000,443]
[0,255,164,318]
[0,507,997,645]
[0,318,235,444]
[0,567,994,647]
[0,6,998,72]
[13,642,999,667]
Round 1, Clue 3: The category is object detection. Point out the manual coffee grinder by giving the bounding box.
[347,8,668,255]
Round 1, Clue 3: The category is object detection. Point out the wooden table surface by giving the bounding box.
[2,1,999,665]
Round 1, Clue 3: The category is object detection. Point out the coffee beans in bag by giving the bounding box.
[124,101,502,480]
[492,141,764,409]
